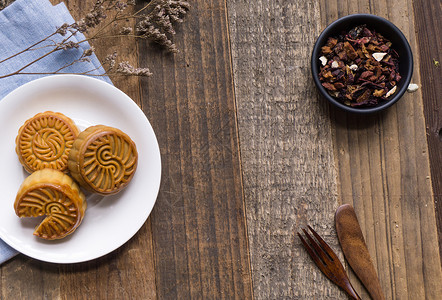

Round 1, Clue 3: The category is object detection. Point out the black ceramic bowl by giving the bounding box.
[311,14,413,114]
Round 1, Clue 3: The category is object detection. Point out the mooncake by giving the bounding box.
[16,111,79,173]
[14,168,87,240]
[68,125,138,195]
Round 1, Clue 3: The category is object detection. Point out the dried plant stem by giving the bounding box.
[0,32,58,65]
[78,0,156,42]
[0,0,190,78]
[0,32,78,79]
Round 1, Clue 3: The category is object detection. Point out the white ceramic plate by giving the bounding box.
[0,75,161,263]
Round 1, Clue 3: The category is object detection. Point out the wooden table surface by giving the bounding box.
[1,0,441,299]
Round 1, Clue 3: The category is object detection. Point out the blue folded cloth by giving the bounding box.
[0,0,111,98]
[0,0,111,265]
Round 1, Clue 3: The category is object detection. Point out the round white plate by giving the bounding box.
[0,75,161,264]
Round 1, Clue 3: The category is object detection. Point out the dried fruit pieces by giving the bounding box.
[318,25,401,107]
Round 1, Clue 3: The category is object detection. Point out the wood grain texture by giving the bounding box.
[320,0,442,299]
[59,1,157,299]
[2,0,441,299]
[1,258,60,299]
[137,0,253,299]
[226,1,346,298]
[1,0,253,299]
[412,0,442,260]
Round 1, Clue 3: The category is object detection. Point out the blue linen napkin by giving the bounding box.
[0,0,112,265]
[0,0,112,98]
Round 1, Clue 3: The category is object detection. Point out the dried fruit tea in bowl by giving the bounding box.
[318,25,401,107]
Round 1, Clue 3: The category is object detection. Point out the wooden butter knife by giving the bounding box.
[335,204,385,300]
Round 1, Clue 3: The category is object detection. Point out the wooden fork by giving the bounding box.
[298,225,361,300]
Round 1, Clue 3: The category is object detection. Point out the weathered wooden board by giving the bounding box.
[2,0,441,299]
[226,1,346,298]
[321,0,442,299]
[412,0,442,259]
[228,0,442,299]
[136,0,253,298]
[58,1,158,299]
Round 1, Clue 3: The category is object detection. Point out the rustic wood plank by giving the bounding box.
[61,0,143,105]
[59,224,156,299]
[1,0,253,298]
[1,257,60,299]
[321,0,442,299]
[2,0,440,299]
[227,1,347,298]
[137,0,253,298]
[412,0,442,261]
[57,1,156,299]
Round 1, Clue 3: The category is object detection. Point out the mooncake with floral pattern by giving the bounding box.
[14,168,87,240]
[16,111,79,173]
[68,125,138,195]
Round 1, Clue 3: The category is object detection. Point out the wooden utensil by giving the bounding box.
[335,204,385,300]
[298,225,361,300]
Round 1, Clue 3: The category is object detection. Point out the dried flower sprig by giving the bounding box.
[0,0,190,79]
[136,0,191,53]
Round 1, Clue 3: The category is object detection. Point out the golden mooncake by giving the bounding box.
[16,111,79,173]
[14,168,87,240]
[68,125,138,195]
